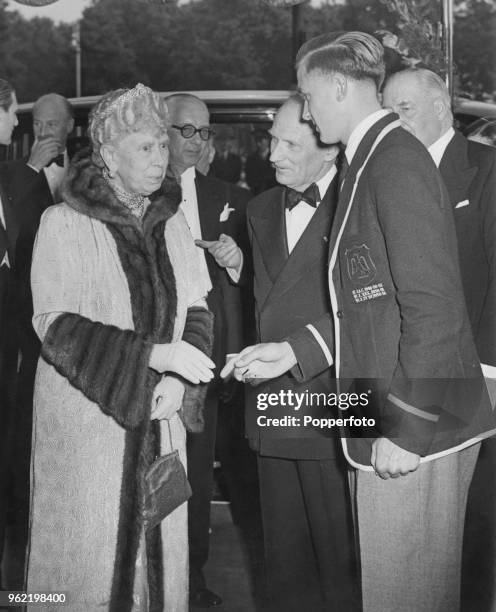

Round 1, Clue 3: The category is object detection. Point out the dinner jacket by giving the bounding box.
[245,176,341,459]
[439,131,496,368]
[194,171,251,372]
[287,113,496,467]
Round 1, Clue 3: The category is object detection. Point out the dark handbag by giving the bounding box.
[142,422,192,531]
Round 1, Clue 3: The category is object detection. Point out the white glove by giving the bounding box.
[151,376,185,421]
[149,340,215,384]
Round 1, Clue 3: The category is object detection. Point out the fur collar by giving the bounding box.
[62,151,181,232]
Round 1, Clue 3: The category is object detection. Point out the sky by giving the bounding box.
[6,0,325,23]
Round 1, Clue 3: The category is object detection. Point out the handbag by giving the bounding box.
[141,421,192,532]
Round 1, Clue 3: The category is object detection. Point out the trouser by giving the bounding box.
[352,443,480,612]
[258,454,359,612]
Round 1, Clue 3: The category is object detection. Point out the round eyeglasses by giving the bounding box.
[171,124,215,141]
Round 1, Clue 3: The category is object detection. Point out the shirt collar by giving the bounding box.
[345,109,392,164]
[428,127,455,167]
[180,165,196,183]
[315,164,337,201]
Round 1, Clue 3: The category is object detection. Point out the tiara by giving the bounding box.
[97,83,154,122]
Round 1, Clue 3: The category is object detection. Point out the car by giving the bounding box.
[3,90,496,162]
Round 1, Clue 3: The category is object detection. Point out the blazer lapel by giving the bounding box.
[439,131,478,206]
[249,188,287,285]
[328,112,399,259]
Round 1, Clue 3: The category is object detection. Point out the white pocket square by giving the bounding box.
[455,199,470,209]
[219,202,235,222]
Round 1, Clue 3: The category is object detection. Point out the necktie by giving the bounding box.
[339,155,349,190]
[285,183,320,211]
[49,153,64,168]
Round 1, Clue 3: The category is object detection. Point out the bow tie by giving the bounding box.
[285,183,320,211]
[49,153,64,168]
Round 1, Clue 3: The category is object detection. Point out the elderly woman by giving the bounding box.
[26,84,214,611]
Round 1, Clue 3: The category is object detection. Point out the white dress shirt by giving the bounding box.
[180,166,213,294]
[428,127,455,167]
[43,150,68,204]
[345,109,391,164]
[285,165,337,253]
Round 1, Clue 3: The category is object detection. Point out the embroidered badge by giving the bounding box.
[345,244,377,285]
[219,202,235,222]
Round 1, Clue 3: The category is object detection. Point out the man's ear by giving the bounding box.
[100,143,117,177]
[67,117,75,135]
[323,144,341,163]
[334,73,348,102]
[433,98,448,121]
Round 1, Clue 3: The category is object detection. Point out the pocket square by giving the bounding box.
[455,199,470,209]
[219,202,235,222]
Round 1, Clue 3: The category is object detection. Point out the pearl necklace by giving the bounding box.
[107,177,146,218]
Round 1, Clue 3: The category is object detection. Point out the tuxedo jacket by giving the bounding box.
[0,168,19,394]
[245,178,341,459]
[287,113,495,467]
[194,171,250,373]
[0,159,54,356]
[439,131,496,368]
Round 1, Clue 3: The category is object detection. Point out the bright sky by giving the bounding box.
[6,0,325,23]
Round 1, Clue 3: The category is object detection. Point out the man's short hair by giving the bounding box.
[296,31,386,90]
[33,93,74,120]
[0,79,15,112]
[387,68,453,122]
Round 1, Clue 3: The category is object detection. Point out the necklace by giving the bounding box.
[107,177,146,218]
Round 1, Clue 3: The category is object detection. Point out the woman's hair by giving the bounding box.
[0,79,15,112]
[89,83,169,168]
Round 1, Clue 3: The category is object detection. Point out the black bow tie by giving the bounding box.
[49,153,64,168]
[285,183,320,211]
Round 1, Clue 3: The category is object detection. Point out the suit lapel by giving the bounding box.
[195,172,223,241]
[439,131,478,207]
[249,188,287,286]
[261,177,338,307]
[328,113,399,258]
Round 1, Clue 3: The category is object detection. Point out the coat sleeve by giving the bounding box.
[285,314,334,382]
[32,207,154,430]
[371,144,474,455]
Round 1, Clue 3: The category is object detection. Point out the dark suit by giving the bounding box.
[210,150,242,184]
[0,169,19,589]
[246,176,357,611]
[185,171,251,593]
[440,132,496,612]
[0,159,54,588]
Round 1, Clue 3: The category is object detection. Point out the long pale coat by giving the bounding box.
[26,159,211,612]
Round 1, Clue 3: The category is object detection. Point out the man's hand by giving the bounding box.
[195,234,242,270]
[151,376,185,420]
[371,437,420,479]
[220,342,297,382]
[28,137,62,172]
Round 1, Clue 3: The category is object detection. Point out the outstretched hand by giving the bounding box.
[220,342,297,382]
[195,234,242,270]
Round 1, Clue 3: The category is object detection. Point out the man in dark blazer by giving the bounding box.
[383,67,496,612]
[165,93,250,609]
[0,92,73,588]
[0,78,19,589]
[230,33,496,612]
[225,95,357,611]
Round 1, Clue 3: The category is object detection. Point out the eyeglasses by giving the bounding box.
[171,124,215,141]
